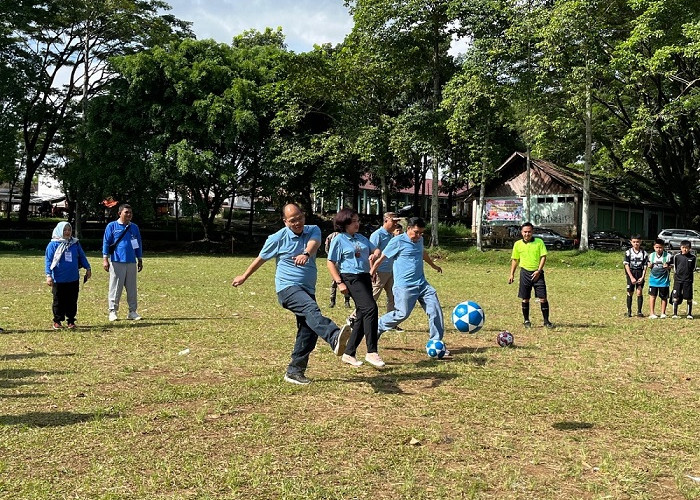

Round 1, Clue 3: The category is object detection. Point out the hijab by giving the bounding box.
[50,222,78,270]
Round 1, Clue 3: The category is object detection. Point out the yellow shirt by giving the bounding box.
[511,238,548,271]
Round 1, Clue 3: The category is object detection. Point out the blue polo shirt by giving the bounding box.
[327,232,376,274]
[381,233,425,287]
[370,226,394,273]
[259,225,321,295]
[103,221,143,263]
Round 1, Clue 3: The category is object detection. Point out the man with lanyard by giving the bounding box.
[509,222,554,328]
[102,204,143,322]
[232,203,352,385]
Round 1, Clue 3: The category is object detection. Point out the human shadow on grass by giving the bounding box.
[0,392,46,399]
[1,352,50,361]
[552,421,594,431]
[344,371,459,394]
[0,369,71,389]
[0,411,118,427]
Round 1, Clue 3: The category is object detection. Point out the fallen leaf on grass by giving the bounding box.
[408,437,421,446]
[178,348,190,356]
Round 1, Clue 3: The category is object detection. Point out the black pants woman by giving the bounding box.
[341,272,378,359]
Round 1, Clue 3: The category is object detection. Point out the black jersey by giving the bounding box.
[671,252,696,282]
[624,248,648,271]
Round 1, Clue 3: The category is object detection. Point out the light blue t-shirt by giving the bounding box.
[648,251,670,288]
[259,225,321,295]
[327,232,376,275]
[381,233,426,288]
[370,226,394,273]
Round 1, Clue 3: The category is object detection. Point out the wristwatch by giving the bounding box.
[302,251,310,257]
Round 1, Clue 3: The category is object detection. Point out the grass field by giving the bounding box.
[1,248,699,499]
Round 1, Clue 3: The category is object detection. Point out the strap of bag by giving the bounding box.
[110,224,131,251]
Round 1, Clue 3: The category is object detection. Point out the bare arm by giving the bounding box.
[423,250,442,273]
[531,255,547,281]
[509,259,518,284]
[370,253,387,276]
[326,259,349,295]
[232,257,266,287]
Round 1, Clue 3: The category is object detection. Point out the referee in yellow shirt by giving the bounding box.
[508,222,554,328]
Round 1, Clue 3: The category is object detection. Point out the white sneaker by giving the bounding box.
[108,311,118,322]
[341,354,363,367]
[364,353,385,368]
[660,314,667,319]
[688,315,694,320]
[648,314,658,319]
[672,315,681,319]
[127,311,142,321]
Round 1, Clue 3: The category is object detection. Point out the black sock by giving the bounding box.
[626,295,632,314]
[688,302,693,317]
[673,300,678,316]
[522,302,530,321]
[541,301,550,322]
[637,296,643,314]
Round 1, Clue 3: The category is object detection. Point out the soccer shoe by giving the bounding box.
[636,312,644,317]
[364,352,386,368]
[672,315,681,319]
[67,323,76,329]
[648,314,658,319]
[127,311,142,321]
[108,311,118,322]
[341,354,363,367]
[627,312,632,318]
[660,314,667,319]
[523,320,532,328]
[53,322,62,330]
[333,323,352,356]
[284,372,311,385]
[688,315,694,320]
[544,321,554,329]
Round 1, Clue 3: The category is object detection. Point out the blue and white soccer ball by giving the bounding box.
[425,339,447,359]
[452,301,485,334]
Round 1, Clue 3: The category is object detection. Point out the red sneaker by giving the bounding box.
[53,322,62,330]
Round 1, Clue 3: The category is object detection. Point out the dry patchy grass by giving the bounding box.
[0,250,699,499]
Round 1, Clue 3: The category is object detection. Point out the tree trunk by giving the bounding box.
[579,87,592,251]
[431,156,439,247]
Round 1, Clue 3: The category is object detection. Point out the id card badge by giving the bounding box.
[131,237,140,250]
[64,251,73,262]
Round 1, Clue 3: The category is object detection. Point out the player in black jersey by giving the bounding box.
[671,240,696,319]
[623,235,648,317]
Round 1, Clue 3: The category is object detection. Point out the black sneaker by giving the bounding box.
[523,320,532,328]
[284,372,311,385]
[544,321,554,329]
[637,312,644,317]
[344,300,352,308]
[627,312,632,318]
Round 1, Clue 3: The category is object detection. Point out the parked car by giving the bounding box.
[657,229,700,250]
[588,230,631,251]
[532,227,575,249]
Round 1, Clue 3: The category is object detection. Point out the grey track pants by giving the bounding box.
[108,261,138,313]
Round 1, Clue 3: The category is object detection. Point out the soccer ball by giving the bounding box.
[497,330,514,347]
[425,339,447,359]
[452,301,485,334]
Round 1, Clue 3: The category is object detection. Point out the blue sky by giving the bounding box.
[164,0,355,53]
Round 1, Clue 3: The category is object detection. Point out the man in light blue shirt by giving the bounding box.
[369,212,400,313]
[232,203,352,385]
[102,204,143,322]
[370,217,446,355]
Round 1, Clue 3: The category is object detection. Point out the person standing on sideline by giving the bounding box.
[623,234,648,317]
[102,204,143,321]
[508,222,554,328]
[370,217,447,355]
[369,212,401,315]
[45,222,91,329]
[324,230,351,309]
[647,238,671,319]
[232,203,352,385]
[327,208,383,368]
[670,240,695,319]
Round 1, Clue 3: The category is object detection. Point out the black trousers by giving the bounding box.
[52,280,80,323]
[340,272,378,356]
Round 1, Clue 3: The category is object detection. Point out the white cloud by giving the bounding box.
[164,0,354,52]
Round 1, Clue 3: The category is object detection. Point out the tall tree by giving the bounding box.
[10,0,190,223]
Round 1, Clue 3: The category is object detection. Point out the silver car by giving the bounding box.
[657,229,700,250]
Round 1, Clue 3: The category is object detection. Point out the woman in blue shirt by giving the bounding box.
[45,222,91,329]
[327,208,384,368]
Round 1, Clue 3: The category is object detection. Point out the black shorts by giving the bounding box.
[625,268,645,291]
[518,268,547,299]
[672,281,693,301]
[648,286,669,299]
